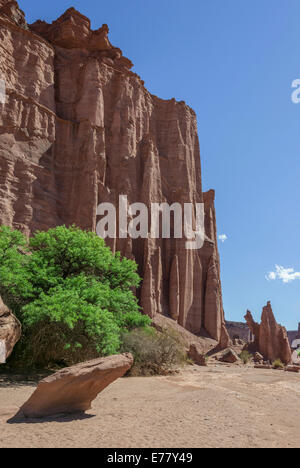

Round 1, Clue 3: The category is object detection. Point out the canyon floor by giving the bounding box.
[0,365,299,448]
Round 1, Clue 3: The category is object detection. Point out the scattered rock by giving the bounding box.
[0,296,21,363]
[14,354,133,419]
[254,352,264,363]
[233,338,245,346]
[219,348,240,364]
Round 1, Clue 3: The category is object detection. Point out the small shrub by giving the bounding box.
[240,350,251,365]
[272,358,284,369]
[121,327,187,376]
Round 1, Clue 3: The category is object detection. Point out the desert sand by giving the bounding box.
[0,365,299,448]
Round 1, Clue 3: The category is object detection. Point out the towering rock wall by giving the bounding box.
[0,3,229,346]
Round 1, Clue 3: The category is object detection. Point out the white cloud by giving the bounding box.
[218,234,228,243]
[266,265,300,284]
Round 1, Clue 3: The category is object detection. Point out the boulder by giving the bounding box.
[0,296,21,363]
[254,352,264,363]
[16,353,133,419]
[219,348,240,364]
[188,344,207,366]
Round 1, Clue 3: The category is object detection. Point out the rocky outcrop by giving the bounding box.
[152,313,219,355]
[245,302,292,365]
[0,3,230,347]
[14,354,133,419]
[0,0,27,29]
[0,296,21,363]
[219,348,240,364]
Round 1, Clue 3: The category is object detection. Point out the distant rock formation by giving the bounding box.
[12,354,133,419]
[0,2,230,347]
[0,296,21,363]
[287,323,300,349]
[244,302,291,365]
[225,320,253,342]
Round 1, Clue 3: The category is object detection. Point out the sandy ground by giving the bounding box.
[0,365,299,448]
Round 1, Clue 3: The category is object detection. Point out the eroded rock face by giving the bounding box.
[245,302,292,365]
[0,0,27,29]
[0,296,21,363]
[0,3,230,347]
[16,354,133,419]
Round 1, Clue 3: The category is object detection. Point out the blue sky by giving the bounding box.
[18,0,300,330]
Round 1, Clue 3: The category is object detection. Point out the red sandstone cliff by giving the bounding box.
[245,302,291,365]
[0,3,230,346]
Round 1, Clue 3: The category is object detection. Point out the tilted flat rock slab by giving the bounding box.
[18,353,133,419]
[0,296,21,363]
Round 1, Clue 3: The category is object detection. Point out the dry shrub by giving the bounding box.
[121,327,187,376]
[15,321,100,368]
[272,358,284,369]
[240,350,252,365]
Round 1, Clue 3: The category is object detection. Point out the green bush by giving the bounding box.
[240,350,252,365]
[121,327,187,376]
[0,225,150,367]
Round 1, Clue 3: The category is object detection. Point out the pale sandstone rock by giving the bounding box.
[0,296,21,363]
[245,302,292,365]
[0,3,230,348]
[291,349,300,365]
[16,354,133,419]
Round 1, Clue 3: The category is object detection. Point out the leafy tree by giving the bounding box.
[0,225,150,367]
